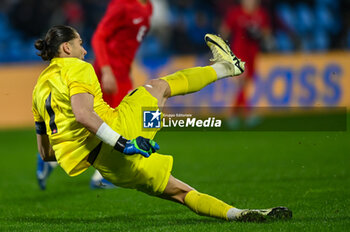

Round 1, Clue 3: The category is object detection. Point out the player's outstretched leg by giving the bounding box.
[144,34,245,108]
[36,153,57,190]
[160,175,292,222]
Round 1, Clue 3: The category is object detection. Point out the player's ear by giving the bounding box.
[61,42,71,55]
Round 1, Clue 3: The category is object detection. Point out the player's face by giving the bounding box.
[69,33,87,60]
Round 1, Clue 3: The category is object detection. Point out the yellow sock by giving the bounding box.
[184,190,232,220]
[160,66,217,96]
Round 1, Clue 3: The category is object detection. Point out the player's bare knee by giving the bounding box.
[144,79,170,108]
[144,79,170,98]
[144,79,160,91]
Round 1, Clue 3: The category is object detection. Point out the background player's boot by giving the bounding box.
[205,34,245,76]
[90,178,117,189]
[90,170,117,189]
[235,206,292,222]
[36,153,54,190]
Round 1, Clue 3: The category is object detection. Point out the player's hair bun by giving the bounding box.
[34,25,77,61]
[34,39,46,51]
[34,38,52,61]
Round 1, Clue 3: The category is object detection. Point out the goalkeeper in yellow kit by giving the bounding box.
[33,25,291,222]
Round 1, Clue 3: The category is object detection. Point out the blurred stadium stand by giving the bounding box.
[0,0,348,64]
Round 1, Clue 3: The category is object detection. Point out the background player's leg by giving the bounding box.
[36,153,57,190]
[90,169,116,189]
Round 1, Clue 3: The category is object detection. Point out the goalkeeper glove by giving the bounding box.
[114,136,159,158]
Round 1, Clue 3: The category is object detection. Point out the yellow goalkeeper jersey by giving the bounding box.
[32,57,117,176]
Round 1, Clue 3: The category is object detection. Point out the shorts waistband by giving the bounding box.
[87,142,103,165]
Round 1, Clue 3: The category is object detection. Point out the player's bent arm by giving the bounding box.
[71,92,104,134]
[36,134,56,161]
[71,93,159,157]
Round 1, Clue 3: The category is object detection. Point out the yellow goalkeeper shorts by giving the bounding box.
[92,86,173,195]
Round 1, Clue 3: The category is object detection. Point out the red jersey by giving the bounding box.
[92,0,152,107]
[224,6,270,77]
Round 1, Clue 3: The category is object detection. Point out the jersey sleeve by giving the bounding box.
[66,63,98,97]
[91,2,125,67]
[32,97,43,122]
[32,95,47,134]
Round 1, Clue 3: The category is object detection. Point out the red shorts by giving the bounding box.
[233,43,258,80]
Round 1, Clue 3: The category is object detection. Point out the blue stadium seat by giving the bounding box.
[138,35,169,75]
[275,3,296,33]
[315,5,339,34]
[8,37,24,62]
[187,9,214,46]
[275,30,294,52]
[0,14,11,42]
[83,43,94,61]
[24,38,42,61]
[300,36,314,52]
[295,3,314,35]
[0,43,6,62]
[313,29,329,51]
[315,0,337,9]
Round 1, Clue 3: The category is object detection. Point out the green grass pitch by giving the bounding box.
[0,122,349,231]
